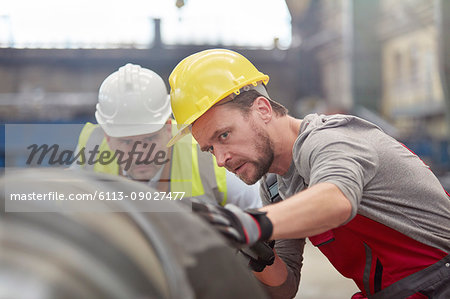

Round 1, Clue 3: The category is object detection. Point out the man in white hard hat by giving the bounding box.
[71,63,261,209]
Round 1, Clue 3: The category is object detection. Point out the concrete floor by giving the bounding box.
[295,240,359,299]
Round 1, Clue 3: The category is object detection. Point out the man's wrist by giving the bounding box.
[253,250,288,287]
[246,209,273,242]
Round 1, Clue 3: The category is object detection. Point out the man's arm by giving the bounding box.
[190,181,351,295]
[261,182,352,240]
[254,175,306,298]
[246,182,349,298]
[255,238,305,299]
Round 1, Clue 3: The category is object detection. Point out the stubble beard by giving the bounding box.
[238,126,274,185]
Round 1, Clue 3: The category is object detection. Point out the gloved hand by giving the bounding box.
[192,202,273,247]
[239,240,276,272]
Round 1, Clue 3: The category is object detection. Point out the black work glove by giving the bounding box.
[192,202,273,247]
[239,240,276,272]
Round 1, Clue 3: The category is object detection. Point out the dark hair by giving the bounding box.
[223,89,288,117]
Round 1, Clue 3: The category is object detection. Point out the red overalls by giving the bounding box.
[309,215,449,298]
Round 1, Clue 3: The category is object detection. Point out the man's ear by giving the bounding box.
[253,96,273,123]
[165,118,172,134]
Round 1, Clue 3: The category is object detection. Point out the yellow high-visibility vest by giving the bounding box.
[75,122,227,205]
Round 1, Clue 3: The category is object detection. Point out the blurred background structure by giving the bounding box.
[1,0,449,297]
[2,0,450,171]
[1,0,450,176]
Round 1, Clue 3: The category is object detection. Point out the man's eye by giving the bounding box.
[145,136,156,142]
[219,132,229,140]
[208,146,214,154]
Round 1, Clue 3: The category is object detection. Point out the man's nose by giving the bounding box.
[127,141,151,156]
[214,147,231,168]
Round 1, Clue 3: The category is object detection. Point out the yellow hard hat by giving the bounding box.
[167,49,269,147]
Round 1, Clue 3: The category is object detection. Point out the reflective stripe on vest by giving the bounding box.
[309,215,448,298]
[76,122,227,205]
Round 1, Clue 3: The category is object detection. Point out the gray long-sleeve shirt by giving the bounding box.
[259,114,450,298]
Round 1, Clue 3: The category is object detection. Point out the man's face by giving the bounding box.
[106,126,171,181]
[192,104,274,185]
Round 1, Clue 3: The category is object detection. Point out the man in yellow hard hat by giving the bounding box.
[167,49,450,298]
[70,63,262,209]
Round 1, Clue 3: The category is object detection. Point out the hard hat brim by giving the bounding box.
[96,107,172,138]
[166,124,190,147]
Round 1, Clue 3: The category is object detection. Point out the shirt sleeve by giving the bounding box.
[296,128,379,220]
[225,170,263,209]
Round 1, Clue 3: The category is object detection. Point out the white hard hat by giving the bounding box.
[95,63,171,137]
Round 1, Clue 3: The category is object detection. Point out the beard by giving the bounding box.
[235,123,274,185]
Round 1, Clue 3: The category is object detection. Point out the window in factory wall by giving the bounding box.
[0,0,291,49]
